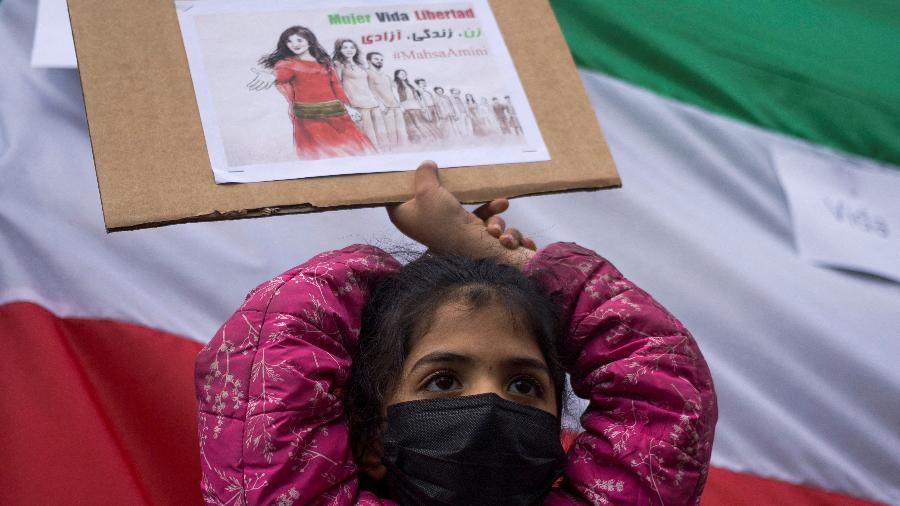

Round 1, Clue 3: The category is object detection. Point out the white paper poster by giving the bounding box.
[175,0,549,183]
[773,144,900,282]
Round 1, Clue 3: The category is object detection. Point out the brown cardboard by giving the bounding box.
[67,0,619,231]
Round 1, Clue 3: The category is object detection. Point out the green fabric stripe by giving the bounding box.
[550,0,900,168]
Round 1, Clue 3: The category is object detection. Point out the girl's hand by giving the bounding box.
[387,161,536,267]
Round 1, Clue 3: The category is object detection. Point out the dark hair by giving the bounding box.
[333,38,364,66]
[366,51,383,62]
[433,86,444,93]
[346,254,566,469]
[414,78,426,85]
[259,26,332,69]
[465,93,476,104]
[394,69,419,102]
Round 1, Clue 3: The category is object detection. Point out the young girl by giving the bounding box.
[196,162,717,505]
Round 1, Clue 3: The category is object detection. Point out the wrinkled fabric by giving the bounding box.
[195,243,717,505]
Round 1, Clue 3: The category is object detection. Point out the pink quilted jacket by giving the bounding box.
[196,243,717,505]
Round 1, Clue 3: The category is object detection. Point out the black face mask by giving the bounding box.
[382,393,565,506]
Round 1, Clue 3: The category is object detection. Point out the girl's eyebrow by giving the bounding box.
[501,357,550,374]
[408,352,550,375]
[409,352,472,374]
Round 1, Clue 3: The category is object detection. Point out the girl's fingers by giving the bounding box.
[413,160,440,196]
[472,198,509,221]
[522,236,537,251]
[485,216,506,238]
[500,228,525,250]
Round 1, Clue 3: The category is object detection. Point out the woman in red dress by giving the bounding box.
[260,26,375,160]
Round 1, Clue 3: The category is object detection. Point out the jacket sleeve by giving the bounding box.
[528,243,718,506]
[196,245,400,506]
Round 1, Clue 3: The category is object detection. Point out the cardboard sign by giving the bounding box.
[67,0,619,231]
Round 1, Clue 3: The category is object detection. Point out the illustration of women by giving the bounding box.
[332,39,387,150]
[393,70,439,144]
[259,26,375,160]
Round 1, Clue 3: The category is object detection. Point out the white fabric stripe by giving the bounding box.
[1,0,898,502]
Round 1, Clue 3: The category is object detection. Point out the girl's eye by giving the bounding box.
[508,377,543,398]
[424,373,460,392]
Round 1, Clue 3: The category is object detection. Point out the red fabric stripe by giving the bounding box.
[0,302,202,505]
[702,467,884,506]
[0,301,883,505]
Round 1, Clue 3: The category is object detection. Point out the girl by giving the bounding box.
[332,39,387,150]
[196,161,717,505]
[259,26,375,160]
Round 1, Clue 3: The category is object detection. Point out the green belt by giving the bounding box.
[292,100,347,119]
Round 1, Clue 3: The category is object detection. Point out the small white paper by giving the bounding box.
[31,0,78,68]
[773,144,900,282]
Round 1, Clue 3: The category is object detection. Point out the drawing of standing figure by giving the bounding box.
[260,26,375,160]
[365,52,407,149]
[332,39,387,150]
[414,79,438,123]
[433,86,457,139]
[394,70,439,144]
[479,97,501,135]
[466,93,492,136]
[450,88,472,136]
[504,95,524,135]
[492,97,512,134]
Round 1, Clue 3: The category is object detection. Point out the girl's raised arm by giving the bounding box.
[195,246,400,505]
[529,245,717,505]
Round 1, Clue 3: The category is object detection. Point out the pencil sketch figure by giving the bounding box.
[464,93,488,137]
[394,69,440,144]
[432,86,456,140]
[332,39,388,150]
[450,88,473,137]
[366,52,407,150]
[414,79,438,124]
[479,96,501,135]
[259,26,375,160]
[492,97,511,135]
[505,95,523,135]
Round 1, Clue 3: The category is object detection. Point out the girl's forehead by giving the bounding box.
[405,302,545,366]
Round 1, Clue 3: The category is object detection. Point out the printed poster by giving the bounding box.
[176,0,550,183]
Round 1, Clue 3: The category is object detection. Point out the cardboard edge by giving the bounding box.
[106,180,621,232]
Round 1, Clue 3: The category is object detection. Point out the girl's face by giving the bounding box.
[340,41,357,59]
[387,302,557,416]
[397,70,407,79]
[286,34,310,55]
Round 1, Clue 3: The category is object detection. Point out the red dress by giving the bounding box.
[273,58,376,160]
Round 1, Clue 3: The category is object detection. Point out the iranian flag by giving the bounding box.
[2,0,899,504]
